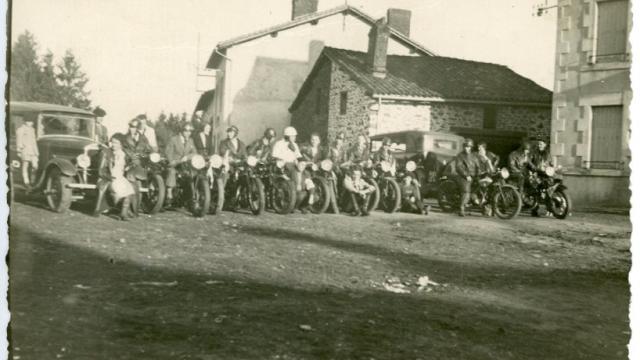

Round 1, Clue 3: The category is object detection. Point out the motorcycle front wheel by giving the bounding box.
[140,174,165,214]
[492,185,522,219]
[191,175,210,218]
[209,177,225,215]
[364,177,380,213]
[271,177,296,214]
[310,176,331,214]
[247,177,265,215]
[380,177,401,213]
[549,189,571,219]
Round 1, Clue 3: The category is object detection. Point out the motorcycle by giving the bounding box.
[225,155,265,215]
[316,159,340,214]
[438,168,522,219]
[522,165,572,219]
[170,154,211,217]
[301,161,332,214]
[206,154,226,214]
[257,159,297,215]
[132,152,166,215]
[363,159,401,213]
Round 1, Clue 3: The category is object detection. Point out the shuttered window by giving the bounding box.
[596,0,629,62]
[591,106,623,169]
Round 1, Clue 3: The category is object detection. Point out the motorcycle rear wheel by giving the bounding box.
[492,185,522,220]
[310,177,331,214]
[380,177,401,213]
[549,189,571,219]
[140,174,165,214]
[364,177,380,213]
[190,175,210,218]
[271,177,296,215]
[247,177,265,215]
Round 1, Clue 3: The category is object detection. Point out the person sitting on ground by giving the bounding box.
[400,174,428,215]
[342,166,375,216]
[93,133,137,221]
[16,116,38,190]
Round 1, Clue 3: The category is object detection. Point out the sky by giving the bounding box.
[11,0,557,133]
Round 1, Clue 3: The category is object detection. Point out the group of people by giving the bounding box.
[450,137,552,217]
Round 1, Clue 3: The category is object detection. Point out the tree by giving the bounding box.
[9,31,51,102]
[56,50,91,109]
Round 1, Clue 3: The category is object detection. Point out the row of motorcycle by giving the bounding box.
[131,152,571,220]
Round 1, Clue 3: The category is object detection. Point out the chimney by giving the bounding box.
[387,8,411,37]
[308,40,325,71]
[367,18,390,79]
[292,0,318,20]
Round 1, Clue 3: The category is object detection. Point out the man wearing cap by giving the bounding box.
[136,114,158,152]
[219,125,247,188]
[342,166,375,216]
[93,106,109,144]
[164,123,197,205]
[248,128,277,162]
[455,138,480,217]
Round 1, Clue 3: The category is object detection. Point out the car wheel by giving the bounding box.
[45,168,73,213]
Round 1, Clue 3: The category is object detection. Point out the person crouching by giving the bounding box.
[342,166,375,216]
[400,174,427,215]
[294,161,316,214]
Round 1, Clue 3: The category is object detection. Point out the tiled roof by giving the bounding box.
[206,5,436,69]
[301,47,551,107]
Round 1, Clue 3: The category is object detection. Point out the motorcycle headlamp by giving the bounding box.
[209,154,223,169]
[380,161,392,173]
[246,155,258,167]
[190,155,206,170]
[276,159,285,169]
[366,159,374,168]
[149,152,161,163]
[76,154,91,168]
[311,163,319,172]
[405,161,417,172]
[500,168,510,179]
[11,160,21,168]
[320,159,333,172]
[545,166,556,177]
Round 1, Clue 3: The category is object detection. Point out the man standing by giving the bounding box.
[164,123,197,206]
[93,106,109,144]
[455,138,479,217]
[16,116,38,190]
[136,114,158,152]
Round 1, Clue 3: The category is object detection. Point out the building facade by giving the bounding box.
[550,0,631,207]
[290,44,552,162]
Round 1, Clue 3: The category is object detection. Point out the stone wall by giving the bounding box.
[290,59,332,142]
[430,103,483,131]
[496,106,551,140]
[370,101,431,136]
[326,64,376,144]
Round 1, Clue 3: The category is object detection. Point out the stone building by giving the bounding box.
[550,0,631,207]
[290,21,552,161]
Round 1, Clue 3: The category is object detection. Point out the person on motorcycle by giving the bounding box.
[271,126,303,171]
[508,140,534,192]
[247,127,277,162]
[164,123,197,206]
[294,160,316,214]
[400,174,427,215]
[476,142,499,174]
[343,166,375,216]
[532,137,553,170]
[346,134,370,165]
[455,138,480,217]
[123,118,153,166]
[93,133,137,221]
[193,122,214,156]
[328,131,348,176]
[372,137,396,168]
[219,125,247,186]
[301,132,326,163]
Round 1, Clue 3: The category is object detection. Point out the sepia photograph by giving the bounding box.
[4,0,634,359]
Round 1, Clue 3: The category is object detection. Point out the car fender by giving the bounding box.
[47,158,77,177]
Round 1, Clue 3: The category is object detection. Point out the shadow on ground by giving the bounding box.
[9,223,629,360]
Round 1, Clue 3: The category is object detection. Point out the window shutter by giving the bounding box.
[596,0,629,59]
[591,106,623,168]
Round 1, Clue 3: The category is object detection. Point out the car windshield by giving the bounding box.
[38,113,95,139]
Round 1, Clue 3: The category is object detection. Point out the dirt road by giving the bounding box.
[8,199,630,359]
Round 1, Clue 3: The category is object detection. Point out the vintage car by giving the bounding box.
[370,130,465,197]
[8,101,103,212]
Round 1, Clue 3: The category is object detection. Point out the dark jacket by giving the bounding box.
[123,133,153,163]
[532,149,552,170]
[455,152,479,178]
[193,131,214,156]
[476,151,499,174]
[347,145,370,163]
[328,143,348,164]
[508,149,533,174]
[301,144,327,163]
[247,138,275,162]
[218,138,247,161]
[165,134,197,166]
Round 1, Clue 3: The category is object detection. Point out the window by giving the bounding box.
[339,91,348,115]
[595,0,629,63]
[39,114,95,139]
[483,106,497,129]
[590,105,623,169]
[315,88,322,115]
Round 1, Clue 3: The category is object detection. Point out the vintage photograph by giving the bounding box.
[6,0,632,358]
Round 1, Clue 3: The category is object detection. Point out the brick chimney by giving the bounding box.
[292,0,318,20]
[308,40,325,71]
[367,18,390,79]
[387,8,411,37]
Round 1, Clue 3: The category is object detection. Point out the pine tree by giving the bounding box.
[56,50,92,109]
[10,31,46,102]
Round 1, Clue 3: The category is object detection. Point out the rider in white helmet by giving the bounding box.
[271,126,302,164]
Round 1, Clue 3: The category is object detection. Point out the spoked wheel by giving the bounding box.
[492,185,522,219]
[271,177,296,214]
[437,179,459,213]
[209,177,225,215]
[190,175,210,217]
[247,177,265,215]
[45,168,73,213]
[364,178,380,213]
[310,176,331,214]
[140,174,165,214]
[549,189,571,219]
[379,177,401,213]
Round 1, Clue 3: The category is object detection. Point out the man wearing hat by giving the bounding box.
[93,106,109,144]
[455,138,480,217]
[164,123,197,205]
